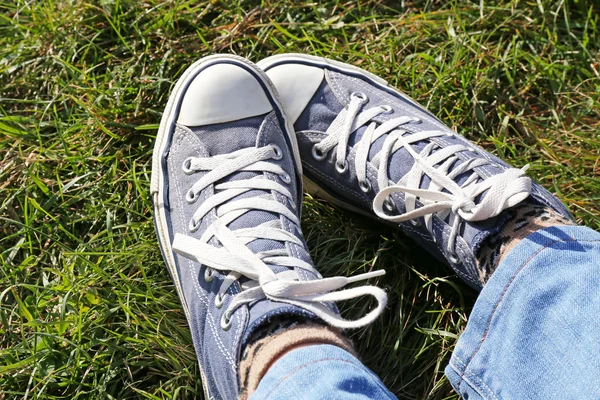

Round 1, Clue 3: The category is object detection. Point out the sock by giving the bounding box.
[238,319,355,399]
[476,203,575,285]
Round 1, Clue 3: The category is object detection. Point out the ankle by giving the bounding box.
[477,203,575,285]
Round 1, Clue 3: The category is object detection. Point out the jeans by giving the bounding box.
[251,226,600,399]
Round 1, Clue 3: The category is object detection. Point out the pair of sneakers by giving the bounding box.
[150,54,571,399]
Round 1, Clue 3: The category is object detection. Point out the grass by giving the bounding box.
[1,0,599,398]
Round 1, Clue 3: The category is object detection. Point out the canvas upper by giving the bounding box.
[259,54,573,290]
[150,55,387,399]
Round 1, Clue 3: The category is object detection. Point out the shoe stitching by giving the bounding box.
[171,129,237,368]
[331,71,446,135]
[171,166,236,369]
[173,157,236,369]
[327,70,351,106]
[189,261,237,369]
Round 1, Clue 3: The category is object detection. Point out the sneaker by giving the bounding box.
[258,54,573,289]
[150,54,387,399]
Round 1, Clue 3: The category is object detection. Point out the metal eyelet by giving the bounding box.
[311,145,327,161]
[186,189,199,204]
[335,159,348,174]
[182,158,194,174]
[448,252,460,264]
[204,268,214,283]
[351,91,368,102]
[380,105,393,114]
[383,197,395,212]
[280,171,291,184]
[270,144,283,160]
[410,218,422,227]
[188,218,201,232]
[358,179,371,193]
[215,293,225,308]
[221,312,232,331]
[288,198,297,210]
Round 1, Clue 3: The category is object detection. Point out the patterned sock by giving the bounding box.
[238,318,355,399]
[476,203,575,285]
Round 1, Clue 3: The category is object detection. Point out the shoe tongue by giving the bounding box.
[294,79,344,133]
[189,116,263,155]
[187,115,288,274]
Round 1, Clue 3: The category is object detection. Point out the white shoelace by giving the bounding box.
[313,92,532,260]
[171,144,387,330]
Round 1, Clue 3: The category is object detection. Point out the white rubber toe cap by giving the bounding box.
[178,63,273,126]
[263,63,324,124]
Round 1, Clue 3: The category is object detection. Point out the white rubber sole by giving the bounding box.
[150,54,302,400]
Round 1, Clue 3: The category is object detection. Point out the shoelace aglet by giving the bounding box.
[346,269,386,283]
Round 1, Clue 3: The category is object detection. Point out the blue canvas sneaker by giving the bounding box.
[258,54,573,289]
[150,54,387,399]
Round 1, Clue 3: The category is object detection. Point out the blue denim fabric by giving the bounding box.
[250,344,397,400]
[251,225,600,399]
[446,225,600,399]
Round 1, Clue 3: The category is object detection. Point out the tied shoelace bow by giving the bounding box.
[171,145,387,330]
[313,92,532,261]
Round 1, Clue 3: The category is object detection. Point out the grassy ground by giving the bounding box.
[1,0,599,398]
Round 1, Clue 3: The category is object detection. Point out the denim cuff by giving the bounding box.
[446,225,600,399]
[251,344,395,400]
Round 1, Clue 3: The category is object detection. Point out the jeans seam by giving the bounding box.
[459,234,600,391]
[262,357,387,399]
[451,354,499,400]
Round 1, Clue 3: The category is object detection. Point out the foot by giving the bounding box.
[150,54,387,399]
[258,54,573,289]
